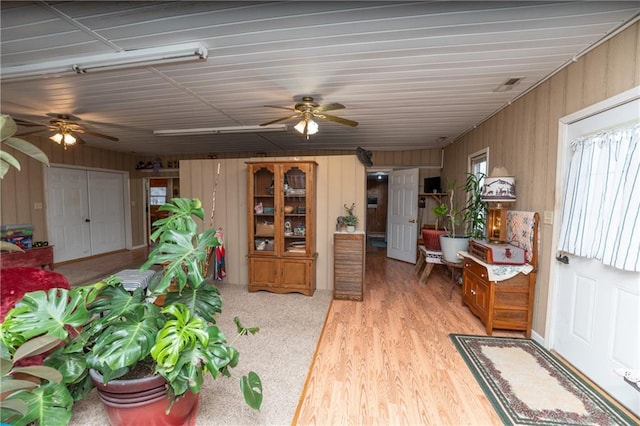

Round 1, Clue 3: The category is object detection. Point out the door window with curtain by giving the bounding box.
[558,123,639,272]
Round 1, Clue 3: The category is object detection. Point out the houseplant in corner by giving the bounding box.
[0,198,263,425]
[343,203,358,232]
[433,173,486,263]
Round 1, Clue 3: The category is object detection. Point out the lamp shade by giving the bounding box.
[481,176,516,202]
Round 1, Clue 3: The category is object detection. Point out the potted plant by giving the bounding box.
[433,173,486,263]
[0,198,263,425]
[462,172,487,239]
[343,203,358,232]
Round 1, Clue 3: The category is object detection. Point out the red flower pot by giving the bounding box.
[89,369,198,426]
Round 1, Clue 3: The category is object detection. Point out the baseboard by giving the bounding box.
[531,329,544,345]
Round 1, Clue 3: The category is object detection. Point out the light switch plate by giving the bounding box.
[543,211,553,225]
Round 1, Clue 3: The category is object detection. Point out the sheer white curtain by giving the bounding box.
[558,123,640,272]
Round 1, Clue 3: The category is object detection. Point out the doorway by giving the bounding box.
[366,172,388,240]
[146,177,179,244]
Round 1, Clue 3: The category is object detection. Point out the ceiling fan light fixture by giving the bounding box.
[63,133,77,145]
[50,133,64,144]
[294,119,319,135]
[307,119,319,135]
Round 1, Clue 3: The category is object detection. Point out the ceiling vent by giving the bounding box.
[493,77,522,92]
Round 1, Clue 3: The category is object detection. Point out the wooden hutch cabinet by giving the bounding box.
[246,161,317,296]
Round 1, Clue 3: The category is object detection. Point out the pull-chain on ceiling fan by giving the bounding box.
[15,113,119,148]
[260,96,358,139]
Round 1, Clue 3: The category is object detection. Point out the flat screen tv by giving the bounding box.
[424,177,441,193]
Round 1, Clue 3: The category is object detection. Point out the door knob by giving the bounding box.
[85,219,91,222]
[409,219,416,223]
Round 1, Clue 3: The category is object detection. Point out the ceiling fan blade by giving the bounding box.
[16,129,49,137]
[14,118,47,127]
[317,113,359,127]
[264,105,297,112]
[317,103,345,112]
[74,135,87,145]
[260,114,300,126]
[75,128,119,141]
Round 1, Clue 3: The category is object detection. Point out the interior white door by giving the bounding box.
[46,167,92,262]
[88,171,126,255]
[551,97,640,415]
[386,168,419,263]
[47,167,127,263]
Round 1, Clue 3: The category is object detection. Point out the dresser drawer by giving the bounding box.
[463,258,487,279]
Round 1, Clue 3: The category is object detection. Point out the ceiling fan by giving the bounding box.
[260,96,358,139]
[14,113,119,148]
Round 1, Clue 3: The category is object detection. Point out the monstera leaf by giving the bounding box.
[163,281,222,324]
[142,227,218,293]
[0,114,49,179]
[3,288,91,340]
[87,308,162,382]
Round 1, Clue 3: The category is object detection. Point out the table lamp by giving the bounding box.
[481,167,516,243]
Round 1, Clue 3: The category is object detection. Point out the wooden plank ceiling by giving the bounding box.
[1,1,638,155]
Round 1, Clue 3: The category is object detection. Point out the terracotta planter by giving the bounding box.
[421,229,447,251]
[89,369,198,426]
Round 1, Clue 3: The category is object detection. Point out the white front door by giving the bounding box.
[46,167,92,262]
[386,168,419,263]
[550,93,640,416]
[88,171,126,255]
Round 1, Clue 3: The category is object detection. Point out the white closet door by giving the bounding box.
[88,170,126,255]
[46,167,91,263]
[47,167,126,263]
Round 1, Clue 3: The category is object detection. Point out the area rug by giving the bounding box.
[450,334,638,426]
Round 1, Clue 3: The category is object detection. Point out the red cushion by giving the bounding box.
[0,267,70,366]
[422,229,448,251]
[0,267,70,321]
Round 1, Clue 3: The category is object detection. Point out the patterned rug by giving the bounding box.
[450,334,638,426]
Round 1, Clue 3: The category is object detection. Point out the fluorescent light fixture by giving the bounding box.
[1,42,208,82]
[153,124,287,136]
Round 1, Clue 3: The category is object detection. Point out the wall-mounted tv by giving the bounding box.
[424,177,441,193]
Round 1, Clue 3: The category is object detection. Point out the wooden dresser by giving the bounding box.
[461,211,539,338]
[333,232,365,301]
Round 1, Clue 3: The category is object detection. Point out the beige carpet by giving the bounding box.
[69,284,333,425]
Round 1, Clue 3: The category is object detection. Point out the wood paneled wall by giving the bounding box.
[0,134,143,245]
[180,155,366,290]
[442,22,639,338]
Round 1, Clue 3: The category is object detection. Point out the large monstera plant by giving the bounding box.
[0,198,263,424]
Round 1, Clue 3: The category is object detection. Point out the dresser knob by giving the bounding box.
[471,289,476,295]
[481,274,485,278]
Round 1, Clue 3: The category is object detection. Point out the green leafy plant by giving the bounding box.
[0,198,263,423]
[463,172,487,239]
[0,114,49,252]
[343,203,358,226]
[432,173,486,238]
[0,335,73,426]
[0,114,49,179]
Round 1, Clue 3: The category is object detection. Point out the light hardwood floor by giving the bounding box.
[293,245,522,425]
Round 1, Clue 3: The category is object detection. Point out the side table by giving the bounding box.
[441,258,463,298]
